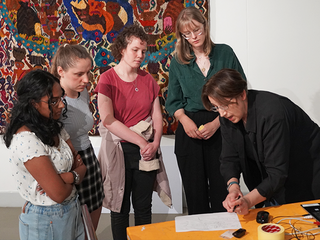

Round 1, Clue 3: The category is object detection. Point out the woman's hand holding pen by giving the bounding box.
[224,185,267,215]
[223,180,249,215]
[233,196,250,215]
[223,191,250,215]
[223,190,242,212]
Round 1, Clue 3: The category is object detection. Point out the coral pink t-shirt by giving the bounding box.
[95,68,160,127]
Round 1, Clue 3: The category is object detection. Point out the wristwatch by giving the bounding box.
[72,170,80,185]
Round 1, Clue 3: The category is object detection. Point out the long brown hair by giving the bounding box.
[175,6,213,65]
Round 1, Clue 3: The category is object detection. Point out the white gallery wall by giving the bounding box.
[1,0,320,208]
[212,0,320,124]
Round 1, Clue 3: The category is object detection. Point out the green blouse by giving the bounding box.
[165,44,246,115]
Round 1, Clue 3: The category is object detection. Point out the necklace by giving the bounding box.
[132,79,139,92]
[196,55,209,73]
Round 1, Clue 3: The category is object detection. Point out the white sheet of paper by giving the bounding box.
[175,212,242,232]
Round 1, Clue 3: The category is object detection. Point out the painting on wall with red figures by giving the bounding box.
[0,0,209,135]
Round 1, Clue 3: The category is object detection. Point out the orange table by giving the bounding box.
[127,199,320,240]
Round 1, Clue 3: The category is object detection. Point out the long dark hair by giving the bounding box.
[3,70,64,147]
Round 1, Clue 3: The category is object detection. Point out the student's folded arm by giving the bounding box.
[24,155,74,203]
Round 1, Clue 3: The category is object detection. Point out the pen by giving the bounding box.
[233,195,241,212]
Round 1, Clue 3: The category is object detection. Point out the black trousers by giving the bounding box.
[110,142,157,240]
[175,111,228,215]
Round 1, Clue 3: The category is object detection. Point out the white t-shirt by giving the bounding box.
[9,128,76,206]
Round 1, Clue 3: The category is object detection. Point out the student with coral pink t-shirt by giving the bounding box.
[95,24,170,240]
[96,67,159,128]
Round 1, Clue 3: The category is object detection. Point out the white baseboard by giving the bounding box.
[0,191,25,207]
[0,191,183,214]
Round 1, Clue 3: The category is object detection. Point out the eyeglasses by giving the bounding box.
[181,27,203,40]
[41,96,65,107]
[211,98,234,112]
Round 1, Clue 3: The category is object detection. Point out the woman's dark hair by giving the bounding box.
[3,69,64,147]
[202,68,247,111]
[110,23,149,61]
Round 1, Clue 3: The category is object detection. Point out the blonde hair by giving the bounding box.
[50,44,92,78]
[175,7,213,65]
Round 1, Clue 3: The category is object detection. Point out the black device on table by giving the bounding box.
[301,203,320,222]
[256,210,269,224]
[232,228,246,238]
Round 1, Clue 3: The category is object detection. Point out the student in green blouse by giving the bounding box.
[165,6,246,215]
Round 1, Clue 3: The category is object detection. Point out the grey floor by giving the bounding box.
[0,207,186,240]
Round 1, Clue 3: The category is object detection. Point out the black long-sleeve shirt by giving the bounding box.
[220,90,320,204]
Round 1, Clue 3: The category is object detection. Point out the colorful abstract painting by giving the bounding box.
[0,0,209,135]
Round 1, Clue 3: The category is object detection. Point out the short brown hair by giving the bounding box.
[50,44,92,78]
[110,23,149,61]
[175,7,213,65]
[202,69,247,110]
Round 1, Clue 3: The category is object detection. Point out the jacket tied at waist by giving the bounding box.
[98,117,172,213]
